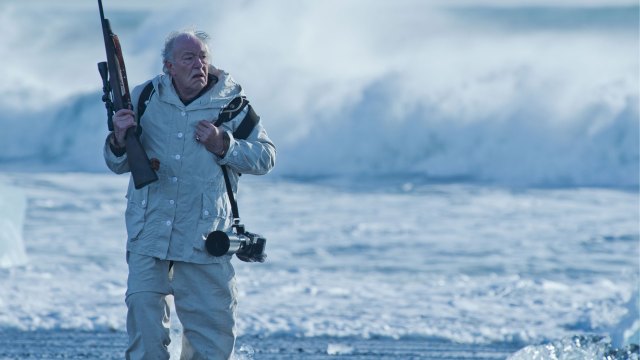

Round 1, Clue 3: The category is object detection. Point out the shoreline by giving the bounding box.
[0,329,522,359]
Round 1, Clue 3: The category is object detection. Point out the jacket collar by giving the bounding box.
[153,65,243,110]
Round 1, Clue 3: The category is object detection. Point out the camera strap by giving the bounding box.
[215,95,261,222]
[221,166,240,220]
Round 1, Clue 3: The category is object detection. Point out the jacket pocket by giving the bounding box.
[124,186,149,241]
[193,192,230,251]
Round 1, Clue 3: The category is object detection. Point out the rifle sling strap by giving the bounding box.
[135,81,155,137]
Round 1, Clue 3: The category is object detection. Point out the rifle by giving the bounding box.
[97,0,158,189]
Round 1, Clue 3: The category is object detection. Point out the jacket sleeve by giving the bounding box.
[217,107,276,175]
[103,134,130,174]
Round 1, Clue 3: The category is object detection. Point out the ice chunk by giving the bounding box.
[0,183,27,267]
[508,335,639,360]
[327,343,354,355]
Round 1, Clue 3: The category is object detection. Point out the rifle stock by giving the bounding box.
[98,0,157,189]
[124,127,158,189]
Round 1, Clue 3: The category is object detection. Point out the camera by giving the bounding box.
[205,221,266,263]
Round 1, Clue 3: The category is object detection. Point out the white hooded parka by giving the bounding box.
[103,66,276,264]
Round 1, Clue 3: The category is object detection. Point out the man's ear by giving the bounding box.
[164,61,173,74]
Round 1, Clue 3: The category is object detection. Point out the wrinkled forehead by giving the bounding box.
[173,34,209,57]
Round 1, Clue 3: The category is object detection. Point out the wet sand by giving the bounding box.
[0,330,522,359]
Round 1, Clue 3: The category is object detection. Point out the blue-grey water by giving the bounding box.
[0,173,638,359]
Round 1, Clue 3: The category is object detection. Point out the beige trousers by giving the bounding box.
[125,252,237,360]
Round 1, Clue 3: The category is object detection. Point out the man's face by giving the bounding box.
[165,34,209,100]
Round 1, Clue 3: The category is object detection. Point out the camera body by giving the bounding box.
[205,221,266,263]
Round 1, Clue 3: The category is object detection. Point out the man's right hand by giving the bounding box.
[112,109,136,146]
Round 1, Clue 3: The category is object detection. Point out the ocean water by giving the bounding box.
[0,0,637,187]
[0,173,638,359]
[0,0,638,359]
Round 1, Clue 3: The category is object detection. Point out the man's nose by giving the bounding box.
[194,57,206,68]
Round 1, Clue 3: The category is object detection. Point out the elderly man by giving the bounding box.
[104,29,276,359]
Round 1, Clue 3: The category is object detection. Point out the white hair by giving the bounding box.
[162,29,211,74]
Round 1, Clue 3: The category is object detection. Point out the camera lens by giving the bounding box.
[205,231,231,256]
